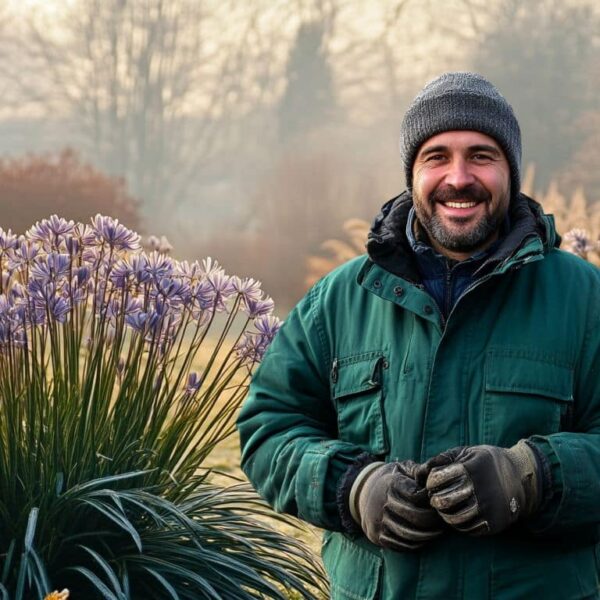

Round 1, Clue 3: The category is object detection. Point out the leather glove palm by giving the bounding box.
[420,440,540,536]
[351,460,443,551]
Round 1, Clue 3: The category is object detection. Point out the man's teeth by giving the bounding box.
[444,201,477,208]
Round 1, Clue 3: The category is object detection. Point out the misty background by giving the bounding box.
[0,0,598,311]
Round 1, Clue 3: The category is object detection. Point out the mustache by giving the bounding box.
[430,184,491,205]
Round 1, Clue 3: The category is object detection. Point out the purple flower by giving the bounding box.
[0,294,11,317]
[191,279,216,310]
[48,294,71,322]
[64,235,80,256]
[30,253,71,283]
[26,215,75,249]
[144,251,174,282]
[235,333,267,364]
[244,296,274,318]
[28,279,55,302]
[564,229,596,258]
[154,277,190,306]
[105,298,122,320]
[125,310,160,333]
[254,314,282,338]
[75,267,91,287]
[91,215,141,251]
[125,254,151,285]
[206,270,236,312]
[0,320,19,348]
[63,268,90,304]
[110,259,135,289]
[175,260,202,281]
[232,277,263,304]
[73,223,97,246]
[7,239,41,271]
[67,282,88,305]
[184,372,203,395]
[199,257,222,278]
[82,247,103,269]
[125,296,144,315]
[0,228,18,252]
[9,283,26,302]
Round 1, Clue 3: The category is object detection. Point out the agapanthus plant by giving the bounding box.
[563,228,598,260]
[0,215,326,599]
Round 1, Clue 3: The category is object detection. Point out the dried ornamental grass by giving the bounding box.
[0,215,327,599]
[523,164,600,265]
[305,218,370,287]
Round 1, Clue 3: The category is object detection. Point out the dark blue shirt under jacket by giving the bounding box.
[406,207,508,319]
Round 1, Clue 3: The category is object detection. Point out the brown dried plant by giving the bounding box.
[305,218,370,287]
[523,164,600,266]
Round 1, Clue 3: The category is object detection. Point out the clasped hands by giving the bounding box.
[350,441,540,551]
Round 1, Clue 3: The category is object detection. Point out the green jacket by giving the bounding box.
[238,194,600,599]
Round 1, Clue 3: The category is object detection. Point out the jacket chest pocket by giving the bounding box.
[482,349,574,447]
[332,352,389,455]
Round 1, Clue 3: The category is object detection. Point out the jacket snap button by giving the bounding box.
[393,286,403,296]
[424,305,433,315]
[373,280,382,289]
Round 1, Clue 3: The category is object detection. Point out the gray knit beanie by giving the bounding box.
[399,72,522,195]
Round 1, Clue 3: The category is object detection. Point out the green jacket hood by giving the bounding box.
[366,191,561,280]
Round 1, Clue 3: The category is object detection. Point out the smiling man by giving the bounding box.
[412,130,510,259]
[238,73,600,599]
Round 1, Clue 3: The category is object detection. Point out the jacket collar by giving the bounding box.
[365,191,560,283]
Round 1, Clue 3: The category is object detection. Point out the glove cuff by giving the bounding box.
[507,440,540,517]
[524,439,553,510]
[349,461,385,524]
[336,453,378,533]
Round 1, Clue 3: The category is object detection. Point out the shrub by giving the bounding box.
[0,150,141,234]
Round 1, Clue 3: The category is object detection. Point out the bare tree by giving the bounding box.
[471,0,600,186]
[11,0,273,223]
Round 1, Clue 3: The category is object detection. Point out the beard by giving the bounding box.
[414,184,508,253]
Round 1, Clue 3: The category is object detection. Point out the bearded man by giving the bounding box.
[237,72,600,599]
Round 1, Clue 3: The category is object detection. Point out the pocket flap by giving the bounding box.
[332,353,384,399]
[485,351,574,402]
[322,532,382,600]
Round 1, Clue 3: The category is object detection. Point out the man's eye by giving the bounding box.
[472,153,492,161]
[426,154,445,162]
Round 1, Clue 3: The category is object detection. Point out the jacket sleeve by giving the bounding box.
[528,277,600,536]
[237,280,364,531]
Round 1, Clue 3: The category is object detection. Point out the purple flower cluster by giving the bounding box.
[0,215,282,374]
[235,314,282,364]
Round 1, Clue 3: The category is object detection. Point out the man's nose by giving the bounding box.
[444,158,476,189]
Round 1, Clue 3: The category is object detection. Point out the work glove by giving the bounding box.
[420,440,540,536]
[350,460,444,551]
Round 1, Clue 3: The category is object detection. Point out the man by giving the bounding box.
[237,72,600,599]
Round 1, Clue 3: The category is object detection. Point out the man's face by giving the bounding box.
[411,130,511,260]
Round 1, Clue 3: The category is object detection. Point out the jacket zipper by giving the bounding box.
[444,260,453,319]
[441,250,541,331]
[331,358,338,383]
